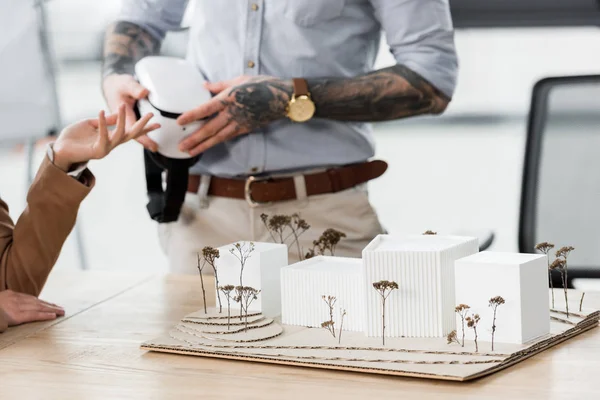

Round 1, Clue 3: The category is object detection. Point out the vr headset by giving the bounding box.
[134,56,212,223]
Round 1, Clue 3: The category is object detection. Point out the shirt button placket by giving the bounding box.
[245,0,265,175]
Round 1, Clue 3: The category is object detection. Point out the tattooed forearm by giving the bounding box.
[307,64,450,122]
[223,78,293,132]
[102,21,160,78]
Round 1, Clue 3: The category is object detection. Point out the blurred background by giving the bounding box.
[1,0,599,288]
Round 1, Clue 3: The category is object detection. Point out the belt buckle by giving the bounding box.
[244,175,271,208]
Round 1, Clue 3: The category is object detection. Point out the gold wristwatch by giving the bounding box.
[286,78,315,122]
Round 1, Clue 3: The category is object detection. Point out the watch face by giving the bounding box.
[288,96,316,122]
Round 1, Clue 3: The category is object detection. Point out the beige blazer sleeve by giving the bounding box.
[0,156,95,297]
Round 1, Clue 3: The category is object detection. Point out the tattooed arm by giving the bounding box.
[102,21,161,78]
[177,66,449,155]
[308,65,450,121]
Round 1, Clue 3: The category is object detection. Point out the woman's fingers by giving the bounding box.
[17,311,57,324]
[126,112,155,142]
[96,110,110,152]
[109,104,127,148]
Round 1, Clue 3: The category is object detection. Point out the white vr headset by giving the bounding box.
[134,56,212,223]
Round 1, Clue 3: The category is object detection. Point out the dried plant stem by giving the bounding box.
[197,254,207,314]
[488,296,505,352]
[219,286,234,330]
[473,326,479,352]
[202,247,222,313]
[460,315,466,347]
[560,269,569,318]
[381,297,387,346]
[548,265,555,309]
[491,308,498,351]
[226,296,231,328]
[338,309,346,345]
[580,292,585,312]
[230,243,255,320]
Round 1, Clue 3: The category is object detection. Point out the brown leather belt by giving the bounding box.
[187,160,388,207]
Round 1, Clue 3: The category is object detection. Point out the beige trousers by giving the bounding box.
[157,181,385,274]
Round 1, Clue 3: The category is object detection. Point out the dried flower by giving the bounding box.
[550,258,566,270]
[423,230,437,235]
[556,246,575,259]
[489,296,505,307]
[260,213,311,260]
[372,280,399,346]
[447,330,460,345]
[535,242,555,254]
[489,296,505,351]
[310,228,347,257]
[234,286,261,330]
[465,313,481,352]
[321,295,337,339]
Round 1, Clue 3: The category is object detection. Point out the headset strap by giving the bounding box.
[144,149,193,223]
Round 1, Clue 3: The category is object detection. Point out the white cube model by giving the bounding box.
[281,256,364,332]
[363,234,479,338]
[454,252,549,344]
[215,242,288,318]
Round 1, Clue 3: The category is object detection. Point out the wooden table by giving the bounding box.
[1,272,599,400]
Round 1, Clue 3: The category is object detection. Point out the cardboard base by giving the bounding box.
[142,306,599,381]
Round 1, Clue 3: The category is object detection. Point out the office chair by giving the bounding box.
[519,75,600,288]
[0,0,88,269]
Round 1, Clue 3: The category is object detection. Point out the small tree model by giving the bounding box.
[260,213,310,260]
[218,285,235,330]
[372,280,399,346]
[465,313,481,352]
[489,296,505,351]
[555,246,575,318]
[234,286,261,330]
[338,308,347,345]
[535,242,556,308]
[196,253,208,314]
[202,246,221,313]
[447,330,460,345]
[580,292,586,312]
[321,295,337,339]
[423,230,437,235]
[305,229,347,259]
[230,242,255,319]
[454,304,471,347]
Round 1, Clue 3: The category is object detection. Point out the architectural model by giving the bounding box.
[143,234,599,382]
[455,252,550,344]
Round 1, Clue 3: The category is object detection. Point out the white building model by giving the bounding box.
[363,235,479,338]
[455,252,550,344]
[215,241,288,318]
